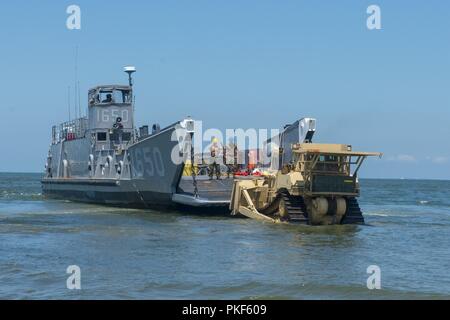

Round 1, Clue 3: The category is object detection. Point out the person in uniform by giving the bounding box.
[209,137,221,180]
[102,94,113,103]
[224,139,238,178]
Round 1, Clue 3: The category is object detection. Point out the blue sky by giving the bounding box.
[0,1,449,179]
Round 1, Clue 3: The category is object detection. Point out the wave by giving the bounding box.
[188,281,449,300]
[0,190,44,201]
[364,213,389,217]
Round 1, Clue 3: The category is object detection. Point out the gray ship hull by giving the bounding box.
[41,178,172,207]
[41,177,233,209]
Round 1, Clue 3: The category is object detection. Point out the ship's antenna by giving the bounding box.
[124,66,136,87]
[78,80,82,118]
[74,45,79,119]
[124,66,137,131]
[67,86,71,122]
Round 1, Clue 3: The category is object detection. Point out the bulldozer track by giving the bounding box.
[341,197,365,224]
[278,193,364,225]
[279,191,309,224]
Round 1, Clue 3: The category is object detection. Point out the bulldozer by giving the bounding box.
[230,118,382,225]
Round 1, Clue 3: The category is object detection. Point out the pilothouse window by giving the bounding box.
[114,90,131,104]
[98,89,131,104]
[109,132,132,142]
[97,132,107,141]
[100,91,113,103]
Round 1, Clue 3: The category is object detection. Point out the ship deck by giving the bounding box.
[177,175,234,201]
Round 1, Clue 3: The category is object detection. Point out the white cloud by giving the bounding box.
[386,154,417,163]
[427,156,449,165]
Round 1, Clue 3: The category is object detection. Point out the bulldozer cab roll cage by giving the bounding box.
[292,149,382,195]
[300,153,370,176]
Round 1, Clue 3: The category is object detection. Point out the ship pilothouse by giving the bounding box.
[45,66,138,180]
[85,66,137,179]
[87,84,134,178]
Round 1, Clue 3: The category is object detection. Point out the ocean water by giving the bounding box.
[0,172,449,299]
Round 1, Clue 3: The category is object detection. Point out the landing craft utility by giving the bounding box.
[41,67,233,208]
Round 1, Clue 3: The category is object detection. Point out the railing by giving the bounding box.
[52,117,88,144]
